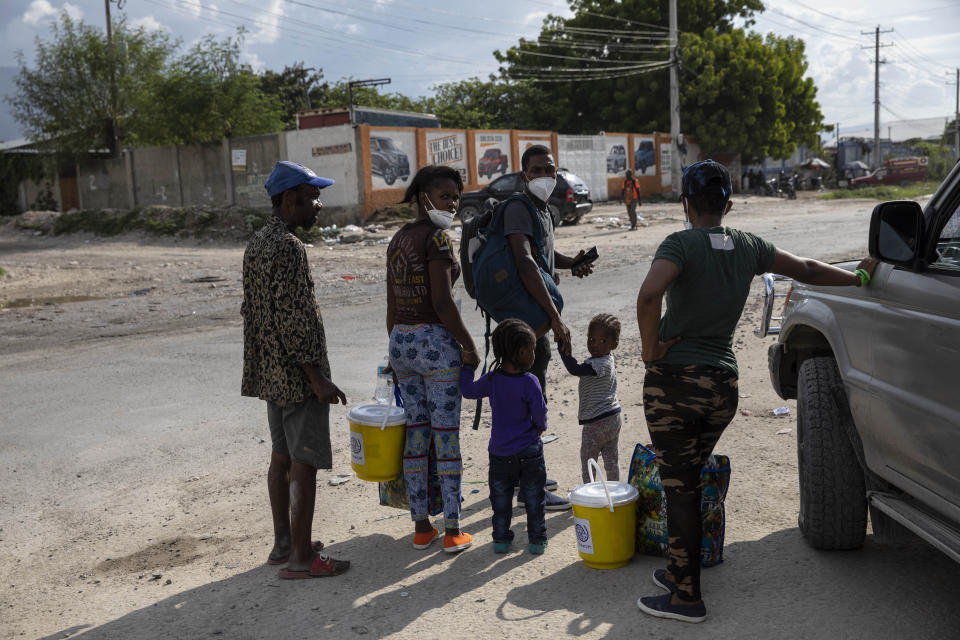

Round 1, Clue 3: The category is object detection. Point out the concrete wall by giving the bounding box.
[285,125,360,211]
[133,146,181,207]
[179,142,228,206]
[558,135,609,201]
[230,134,282,209]
[18,174,62,212]
[78,155,129,210]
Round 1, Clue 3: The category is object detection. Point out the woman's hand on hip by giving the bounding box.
[643,336,681,364]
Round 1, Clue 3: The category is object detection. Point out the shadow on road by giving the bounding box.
[44,526,960,639]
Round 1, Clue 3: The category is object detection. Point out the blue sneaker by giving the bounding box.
[636,593,706,623]
[493,542,511,553]
[653,569,677,594]
[528,541,547,555]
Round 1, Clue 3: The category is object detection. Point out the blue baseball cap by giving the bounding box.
[264,161,334,197]
[681,159,731,199]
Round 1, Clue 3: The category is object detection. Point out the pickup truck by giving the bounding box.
[758,159,960,561]
[850,157,928,188]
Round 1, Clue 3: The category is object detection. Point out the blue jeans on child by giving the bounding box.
[488,440,547,545]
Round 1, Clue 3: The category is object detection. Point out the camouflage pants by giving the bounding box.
[643,363,738,602]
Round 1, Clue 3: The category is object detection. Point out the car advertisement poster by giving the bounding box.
[605,135,628,176]
[474,131,510,184]
[518,135,553,158]
[426,131,468,185]
[633,135,656,176]
[660,141,672,187]
[370,129,415,190]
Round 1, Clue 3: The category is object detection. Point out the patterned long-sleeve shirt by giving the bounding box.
[241,216,330,406]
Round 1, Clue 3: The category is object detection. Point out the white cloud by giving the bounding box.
[131,16,167,33]
[373,0,394,11]
[248,0,285,45]
[23,0,80,26]
[345,23,361,35]
[241,50,266,72]
[23,0,56,25]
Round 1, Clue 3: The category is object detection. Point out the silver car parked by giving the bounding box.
[758,159,960,561]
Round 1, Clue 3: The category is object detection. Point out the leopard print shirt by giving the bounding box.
[241,216,330,406]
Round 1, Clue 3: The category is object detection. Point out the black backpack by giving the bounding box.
[459,197,499,299]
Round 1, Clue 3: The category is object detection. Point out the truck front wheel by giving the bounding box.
[796,356,867,550]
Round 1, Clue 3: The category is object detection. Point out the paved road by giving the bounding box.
[3,198,958,639]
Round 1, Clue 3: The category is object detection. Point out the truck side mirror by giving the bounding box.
[868,200,925,267]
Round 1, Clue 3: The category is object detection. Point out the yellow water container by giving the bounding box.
[347,404,407,482]
[568,459,639,569]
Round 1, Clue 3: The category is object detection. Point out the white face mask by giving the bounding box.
[527,176,557,202]
[424,195,455,230]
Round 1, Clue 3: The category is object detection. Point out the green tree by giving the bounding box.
[418,78,560,130]
[680,30,822,161]
[137,31,284,144]
[7,12,175,156]
[494,0,822,160]
[259,63,327,130]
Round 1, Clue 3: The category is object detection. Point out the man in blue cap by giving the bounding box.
[242,161,350,578]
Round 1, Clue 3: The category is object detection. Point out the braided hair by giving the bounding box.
[491,318,536,372]
[401,164,463,206]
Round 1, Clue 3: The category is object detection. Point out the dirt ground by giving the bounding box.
[2,192,957,640]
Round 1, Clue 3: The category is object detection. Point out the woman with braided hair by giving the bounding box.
[386,165,480,554]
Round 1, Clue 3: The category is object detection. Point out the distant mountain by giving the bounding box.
[0,66,25,142]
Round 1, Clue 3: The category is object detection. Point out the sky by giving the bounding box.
[1,0,958,143]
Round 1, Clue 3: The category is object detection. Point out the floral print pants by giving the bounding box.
[389,323,463,529]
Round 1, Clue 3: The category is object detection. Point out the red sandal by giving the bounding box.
[278,552,350,579]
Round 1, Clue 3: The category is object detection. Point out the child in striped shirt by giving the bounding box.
[559,314,622,483]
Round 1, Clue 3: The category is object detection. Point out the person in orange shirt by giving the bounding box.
[622,170,641,230]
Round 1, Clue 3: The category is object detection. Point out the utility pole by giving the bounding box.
[347,78,391,124]
[669,0,681,197]
[103,0,124,154]
[861,26,893,169]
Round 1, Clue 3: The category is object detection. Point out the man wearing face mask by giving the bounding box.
[502,145,595,509]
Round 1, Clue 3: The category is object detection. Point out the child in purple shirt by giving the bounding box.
[460,319,548,554]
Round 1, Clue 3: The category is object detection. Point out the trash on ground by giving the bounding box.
[541,434,559,444]
[129,287,153,296]
[341,275,357,281]
[328,474,351,486]
[772,406,791,416]
[470,489,479,494]
[740,409,752,417]
[400,591,409,597]
[776,428,792,435]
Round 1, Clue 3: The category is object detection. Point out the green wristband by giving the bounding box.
[854,268,871,287]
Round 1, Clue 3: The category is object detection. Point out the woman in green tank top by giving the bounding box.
[634,160,877,623]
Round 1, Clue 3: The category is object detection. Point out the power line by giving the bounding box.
[781,0,861,26]
[506,62,671,83]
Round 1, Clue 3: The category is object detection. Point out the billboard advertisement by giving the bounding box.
[633,135,656,176]
[605,135,628,176]
[370,129,415,190]
[474,131,510,184]
[518,134,553,157]
[425,130,468,184]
